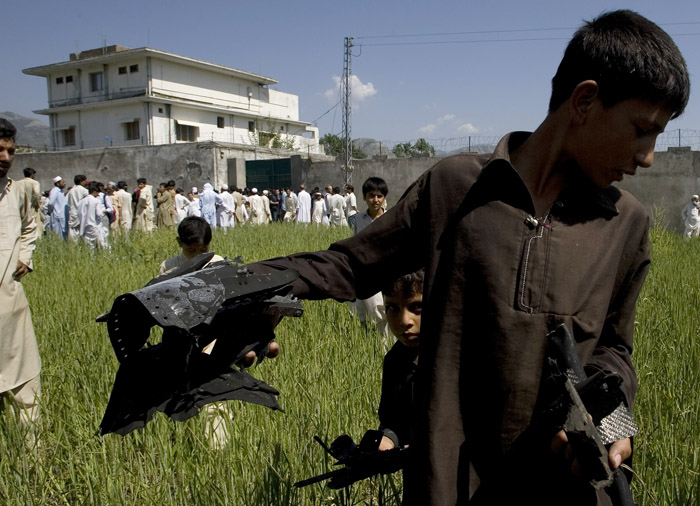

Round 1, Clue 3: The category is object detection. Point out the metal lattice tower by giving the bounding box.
[342,37,353,185]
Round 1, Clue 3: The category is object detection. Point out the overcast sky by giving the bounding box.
[5,0,700,144]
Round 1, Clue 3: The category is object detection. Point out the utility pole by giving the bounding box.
[342,37,353,185]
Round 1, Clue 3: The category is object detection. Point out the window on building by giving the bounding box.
[248,121,255,132]
[217,116,225,129]
[118,66,127,75]
[124,120,140,141]
[158,107,164,113]
[89,72,104,92]
[130,64,139,73]
[175,122,198,142]
[56,77,64,84]
[65,75,73,83]
[63,127,76,147]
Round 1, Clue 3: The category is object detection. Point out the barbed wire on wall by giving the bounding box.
[655,129,700,151]
[15,129,700,155]
[377,136,502,156]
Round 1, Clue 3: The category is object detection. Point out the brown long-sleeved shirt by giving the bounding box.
[257,132,649,504]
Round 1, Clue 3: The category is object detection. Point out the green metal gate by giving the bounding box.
[245,158,291,190]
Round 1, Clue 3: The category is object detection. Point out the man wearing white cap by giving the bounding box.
[682,194,700,238]
[248,188,265,225]
[47,176,67,238]
[261,189,272,224]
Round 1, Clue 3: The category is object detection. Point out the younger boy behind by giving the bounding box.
[353,177,390,336]
[378,270,423,451]
[159,216,223,275]
[158,216,229,448]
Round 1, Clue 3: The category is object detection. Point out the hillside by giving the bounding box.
[0,112,50,148]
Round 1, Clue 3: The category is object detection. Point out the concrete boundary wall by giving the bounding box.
[15,142,700,233]
[299,147,700,234]
[15,142,332,194]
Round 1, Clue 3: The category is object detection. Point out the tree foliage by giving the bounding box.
[392,138,435,158]
[320,133,367,159]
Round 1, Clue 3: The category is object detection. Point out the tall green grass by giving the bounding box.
[1,223,698,505]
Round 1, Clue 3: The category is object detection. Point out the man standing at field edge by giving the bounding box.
[0,118,41,446]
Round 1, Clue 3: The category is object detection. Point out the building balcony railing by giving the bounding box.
[49,87,147,108]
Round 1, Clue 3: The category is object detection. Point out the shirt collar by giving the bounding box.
[480,132,620,217]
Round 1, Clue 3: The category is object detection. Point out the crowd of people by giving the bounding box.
[15,173,368,249]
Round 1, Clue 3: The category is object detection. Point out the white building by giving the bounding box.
[23,45,321,153]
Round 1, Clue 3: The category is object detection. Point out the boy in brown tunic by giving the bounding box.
[254,10,690,504]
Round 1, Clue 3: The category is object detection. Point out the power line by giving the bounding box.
[355,22,700,40]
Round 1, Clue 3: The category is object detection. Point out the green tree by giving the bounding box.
[392,142,414,158]
[392,139,435,158]
[414,138,435,156]
[320,133,343,157]
[320,134,366,159]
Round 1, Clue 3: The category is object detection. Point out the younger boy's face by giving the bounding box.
[364,190,386,214]
[177,239,210,259]
[384,292,422,348]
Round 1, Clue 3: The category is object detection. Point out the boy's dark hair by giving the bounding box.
[117,180,127,190]
[362,177,388,198]
[175,187,183,194]
[549,10,689,119]
[0,118,17,141]
[23,168,36,178]
[166,179,176,188]
[333,186,341,195]
[383,269,424,298]
[178,216,212,245]
[74,174,87,185]
[345,184,354,192]
[88,181,101,194]
[137,177,147,184]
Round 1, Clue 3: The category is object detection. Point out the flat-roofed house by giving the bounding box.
[23,45,320,153]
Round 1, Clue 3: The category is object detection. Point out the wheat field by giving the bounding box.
[0,223,698,505]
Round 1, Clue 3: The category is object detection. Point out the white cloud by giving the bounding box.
[324,75,377,104]
[418,124,437,135]
[437,114,456,124]
[457,123,479,135]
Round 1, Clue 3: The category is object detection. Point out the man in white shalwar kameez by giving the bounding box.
[248,188,265,225]
[682,194,700,238]
[174,189,190,224]
[261,190,272,224]
[217,185,235,229]
[296,184,311,223]
[115,181,132,234]
[78,182,107,249]
[66,175,88,241]
[199,183,220,227]
[48,176,67,238]
[329,187,348,226]
[0,119,41,442]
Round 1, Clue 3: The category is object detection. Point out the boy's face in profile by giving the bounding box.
[384,292,422,348]
[364,190,386,215]
[570,96,672,188]
[177,239,210,259]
